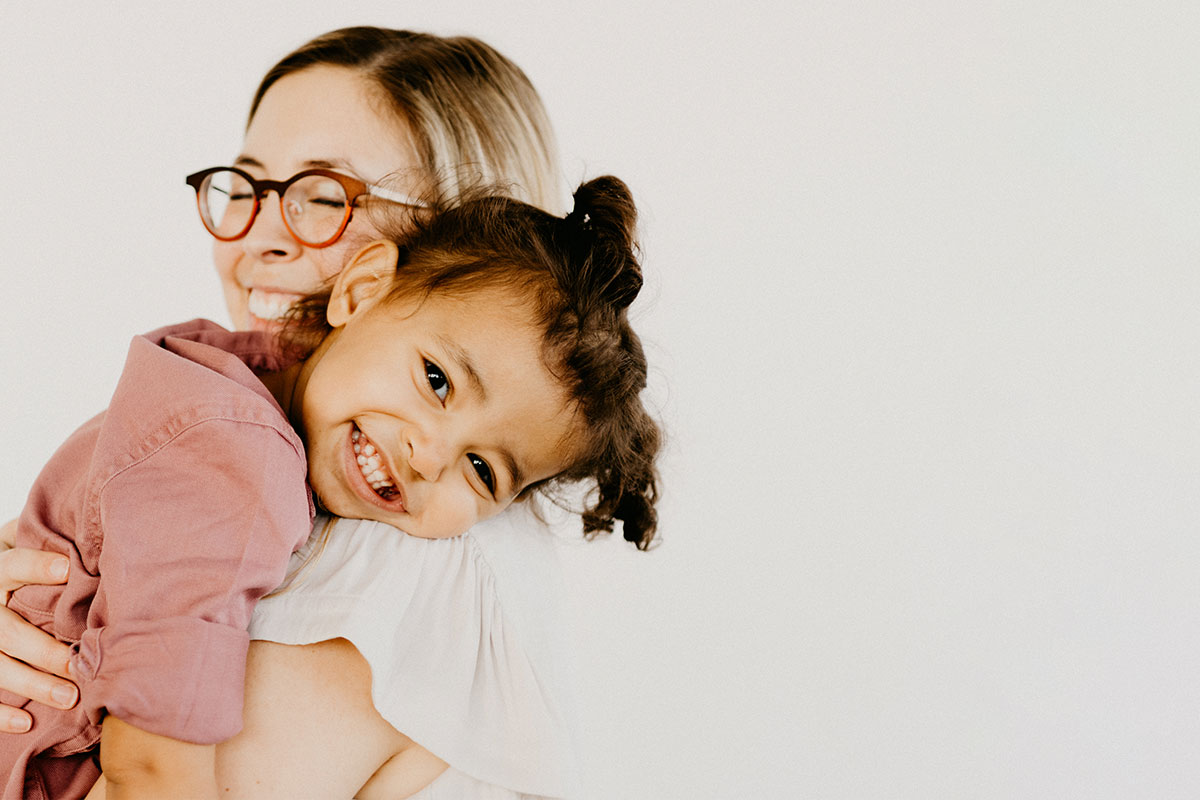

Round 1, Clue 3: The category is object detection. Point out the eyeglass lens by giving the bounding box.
[199,170,352,246]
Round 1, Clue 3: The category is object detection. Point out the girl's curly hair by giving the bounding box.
[282,176,661,549]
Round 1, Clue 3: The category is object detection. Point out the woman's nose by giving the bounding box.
[241,196,302,262]
[405,428,452,482]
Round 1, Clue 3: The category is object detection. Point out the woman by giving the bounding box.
[0,27,596,798]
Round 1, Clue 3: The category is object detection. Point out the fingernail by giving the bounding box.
[51,685,78,708]
[4,715,31,733]
[49,558,69,581]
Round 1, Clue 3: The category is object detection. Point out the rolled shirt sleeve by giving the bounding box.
[72,416,312,744]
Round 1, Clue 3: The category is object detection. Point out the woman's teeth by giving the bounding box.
[247,291,296,321]
[352,428,399,499]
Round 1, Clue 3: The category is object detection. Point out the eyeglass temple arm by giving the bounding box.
[367,184,429,208]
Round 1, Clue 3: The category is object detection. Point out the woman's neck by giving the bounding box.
[257,363,304,428]
[255,330,335,440]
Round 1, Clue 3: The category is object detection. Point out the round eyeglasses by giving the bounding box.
[185,166,425,248]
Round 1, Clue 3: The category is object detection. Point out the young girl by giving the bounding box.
[2,176,659,799]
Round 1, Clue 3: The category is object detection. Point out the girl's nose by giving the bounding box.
[241,196,302,262]
[405,428,452,482]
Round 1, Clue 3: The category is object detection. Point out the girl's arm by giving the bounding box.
[0,525,79,732]
[215,638,447,798]
[98,715,216,799]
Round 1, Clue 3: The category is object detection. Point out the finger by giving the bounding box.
[0,604,74,681]
[0,547,69,594]
[0,651,78,710]
[0,705,33,733]
[0,519,17,550]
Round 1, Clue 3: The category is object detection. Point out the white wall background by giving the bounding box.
[3,2,1198,798]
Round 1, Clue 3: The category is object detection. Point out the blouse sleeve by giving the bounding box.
[72,417,312,744]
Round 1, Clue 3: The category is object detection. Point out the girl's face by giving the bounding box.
[291,244,580,539]
[215,65,423,332]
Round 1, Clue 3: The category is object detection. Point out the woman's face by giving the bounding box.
[214,65,423,332]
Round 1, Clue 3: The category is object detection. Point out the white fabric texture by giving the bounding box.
[248,506,579,799]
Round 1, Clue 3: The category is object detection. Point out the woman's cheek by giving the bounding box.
[213,241,250,329]
[213,239,238,284]
[317,228,381,283]
[313,245,352,283]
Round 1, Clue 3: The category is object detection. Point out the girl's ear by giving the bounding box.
[326,240,400,328]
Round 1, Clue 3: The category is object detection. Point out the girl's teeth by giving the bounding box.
[353,426,397,497]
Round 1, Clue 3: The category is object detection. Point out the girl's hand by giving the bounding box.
[0,527,78,733]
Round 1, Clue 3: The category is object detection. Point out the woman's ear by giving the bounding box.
[326,240,400,328]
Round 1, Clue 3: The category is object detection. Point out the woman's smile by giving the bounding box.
[246,288,306,327]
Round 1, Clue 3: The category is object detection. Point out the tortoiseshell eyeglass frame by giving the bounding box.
[185,166,426,248]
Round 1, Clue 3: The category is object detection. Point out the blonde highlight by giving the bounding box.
[250,28,563,212]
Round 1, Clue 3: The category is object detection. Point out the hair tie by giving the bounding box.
[565,207,592,231]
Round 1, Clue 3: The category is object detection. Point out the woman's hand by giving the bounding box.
[0,521,79,732]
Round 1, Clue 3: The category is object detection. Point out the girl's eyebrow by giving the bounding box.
[502,451,525,498]
[433,333,525,493]
[434,334,486,400]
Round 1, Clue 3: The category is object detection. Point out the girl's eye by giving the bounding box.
[469,454,495,494]
[424,359,449,402]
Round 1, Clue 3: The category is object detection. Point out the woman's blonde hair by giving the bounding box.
[250,27,563,212]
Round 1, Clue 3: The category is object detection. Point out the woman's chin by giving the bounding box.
[247,314,285,335]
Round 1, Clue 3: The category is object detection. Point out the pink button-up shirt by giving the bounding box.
[2,320,314,800]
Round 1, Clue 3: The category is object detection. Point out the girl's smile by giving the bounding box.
[344,422,407,514]
[350,425,402,503]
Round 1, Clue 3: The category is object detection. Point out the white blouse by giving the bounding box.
[248,507,580,799]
